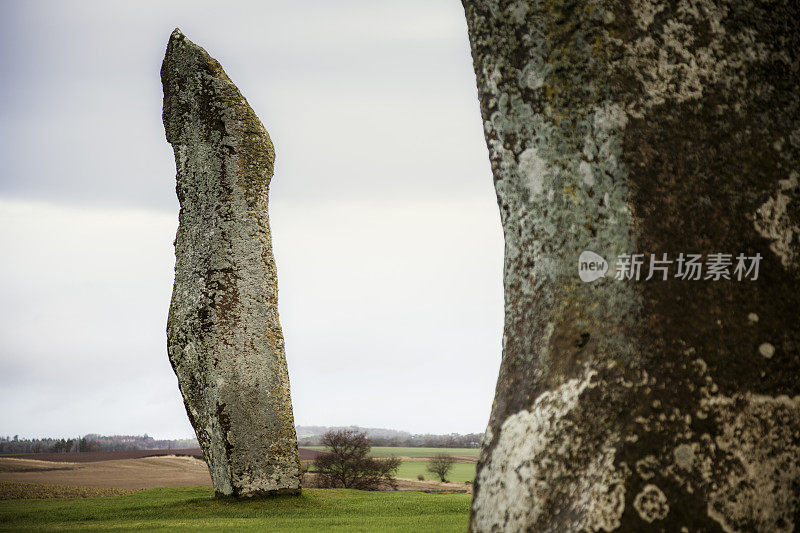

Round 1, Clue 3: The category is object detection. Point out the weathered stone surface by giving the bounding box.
[462,1,799,531]
[162,29,301,497]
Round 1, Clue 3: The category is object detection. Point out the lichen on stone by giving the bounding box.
[162,28,301,497]
[463,0,800,530]
[754,172,800,269]
[472,371,628,532]
[633,484,670,522]
[704,394,800,533]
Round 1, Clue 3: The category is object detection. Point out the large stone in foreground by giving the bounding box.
[463,0,799,531]
[162,29,301,497]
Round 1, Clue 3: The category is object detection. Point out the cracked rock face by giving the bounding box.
[462,0,799,531]
[162,29,301,497]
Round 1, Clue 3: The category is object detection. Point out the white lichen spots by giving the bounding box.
[791,128,800,150]
[517,57,550,95]
[617,0,778,117]
[758,342,775,359]
[574,451,627,532]
[630,0,666,30]
[704,394,800,533]
[526,70,544,90]
[518,147,547,197]
[483,65,503,97]
[635,455,659,480]
[754,172,800,268]
[480,425,493,449]
[472,371,627,532]
[634,484,670,522]
[580,160,595,186]
[747,312,759,324]
[594,102,629,133]
[674,443,695,469]
[507,1,529,24]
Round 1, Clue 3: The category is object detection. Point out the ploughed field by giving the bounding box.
[1,447,323,463]
[0,456,212,490]
[0,447,476,494]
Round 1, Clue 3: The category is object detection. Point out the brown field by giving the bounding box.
[0,448,470,498]
[0,455,212,491]
[2,447,324,463]
[0,481,136,500]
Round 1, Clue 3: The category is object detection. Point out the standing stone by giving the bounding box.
[162,29,301,497]
[463,1,799,531]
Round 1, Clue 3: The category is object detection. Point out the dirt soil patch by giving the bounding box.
[0,458,76,473]
[0,455,468,495]
[0,481,136,500]
[0,456,212,490]
[2,447,323,463]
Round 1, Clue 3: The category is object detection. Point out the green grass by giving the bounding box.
[0,486,471,532]
[306,447,480,460]
[396,462,475,483]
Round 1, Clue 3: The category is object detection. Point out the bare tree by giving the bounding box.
[426,454,455,483]
[313,430,400,490]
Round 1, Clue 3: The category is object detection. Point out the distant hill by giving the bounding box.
[296,426,411,440]
[2,427,482,454]
[295,427,482,448]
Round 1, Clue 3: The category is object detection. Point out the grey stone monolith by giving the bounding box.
[462,0,799,530]
[161,29,301,497]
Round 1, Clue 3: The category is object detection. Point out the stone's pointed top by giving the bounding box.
[166,27,203,55]
[163,27,207,63]
[161,27,226,145]
[160,27,271,167]
[167,28,189,48]
[160,27,231,106]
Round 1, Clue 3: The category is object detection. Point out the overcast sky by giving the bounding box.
[0,0,504,439]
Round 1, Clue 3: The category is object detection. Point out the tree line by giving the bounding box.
[0,434,198,454]
[298,431,482,448]
[2,430,482,454]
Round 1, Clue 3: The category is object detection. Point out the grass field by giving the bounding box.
[307,447,480,460]
[395,462,475,483]
[0,486,471,532]
[304,447,479,483]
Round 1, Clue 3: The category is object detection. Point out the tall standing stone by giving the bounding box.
[463,0,799,530]
[162,29,301,497]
